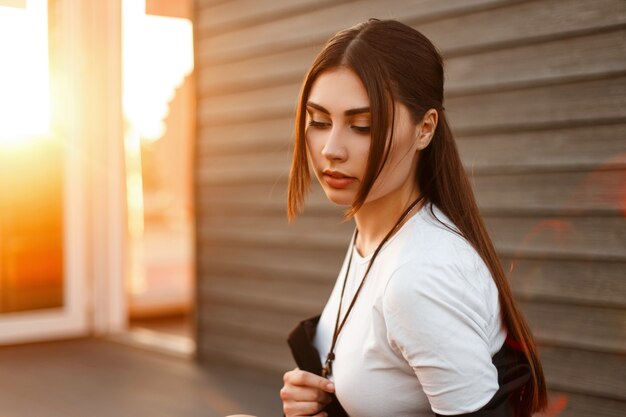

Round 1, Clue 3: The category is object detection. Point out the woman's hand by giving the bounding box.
[280,368,335,417]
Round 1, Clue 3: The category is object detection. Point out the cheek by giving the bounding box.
[389,139,417,172]
[367,137,418,197]
[305,134,319,158]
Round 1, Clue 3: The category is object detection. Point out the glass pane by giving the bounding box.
[0,0,62,314]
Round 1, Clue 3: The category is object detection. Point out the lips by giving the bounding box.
[322,170,356,189]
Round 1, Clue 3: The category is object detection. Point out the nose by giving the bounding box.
[321,127,347,161]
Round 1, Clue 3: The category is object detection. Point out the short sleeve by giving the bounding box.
[382,258,499,415]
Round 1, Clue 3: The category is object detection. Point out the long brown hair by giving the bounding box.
[288,19,547,415]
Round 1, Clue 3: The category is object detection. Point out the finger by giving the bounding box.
[285,370,335,393]
[283,400,326,416]
[282,368,300,384]
[280,385,332,403]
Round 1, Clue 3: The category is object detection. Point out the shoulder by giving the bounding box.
[394,203,488,295]
[412,203,480,266]
[383,204,497,337]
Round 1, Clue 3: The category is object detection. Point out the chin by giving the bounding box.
[323,189,355,207]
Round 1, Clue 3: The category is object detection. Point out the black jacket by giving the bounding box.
[287,315,530,417]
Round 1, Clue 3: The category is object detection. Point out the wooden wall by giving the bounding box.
[193,1,626,415]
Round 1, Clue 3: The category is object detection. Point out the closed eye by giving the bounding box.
[351,125,370,134]
[308,120,330,128]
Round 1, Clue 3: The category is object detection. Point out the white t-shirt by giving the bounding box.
[313,202,508,416]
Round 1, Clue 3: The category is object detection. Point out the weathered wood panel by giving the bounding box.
[197,121,626,175]
[484,215,626,261]
[546,390,626,417]
[444,28,626,93]
[506,257,626,307]
[415,0,626,56]
[196,0,350,36]
[196,0,520,63]
[198,299,311,340]
[197,74,626,128]
[520,301,625,353]
[198,244,343,283]
[446,75,626,133]
[199,275,331,315]
[196,243,626,308]
[540,346,626,401]
[198,27,626,97]
[197,150,626,214]
[472,169,626,214]
[197,0,626,64]
[197,117,292,154]
[198,273,626,354]
[198,213,626,260]
[456,123,626,173]
[199,331,292,372]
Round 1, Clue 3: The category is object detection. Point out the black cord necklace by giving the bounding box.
[322,194,425,378]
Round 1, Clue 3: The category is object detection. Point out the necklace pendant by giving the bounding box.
[322,360,332,378]
[322,352,334,378]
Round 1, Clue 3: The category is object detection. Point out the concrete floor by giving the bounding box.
[0,338,283,417]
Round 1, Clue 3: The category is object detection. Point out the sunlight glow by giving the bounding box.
[0,1,50,147]
[123,0,194,141]
[122,0,194,296]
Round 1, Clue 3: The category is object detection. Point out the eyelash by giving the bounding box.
[307,120,371,134]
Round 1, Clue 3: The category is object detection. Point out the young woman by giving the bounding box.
[281,19,547,417]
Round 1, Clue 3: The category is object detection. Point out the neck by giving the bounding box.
[353,183,422,258]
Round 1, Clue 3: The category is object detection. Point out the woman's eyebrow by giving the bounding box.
[306,101,370,116]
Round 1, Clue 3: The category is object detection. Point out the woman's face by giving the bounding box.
[305,67,426,208]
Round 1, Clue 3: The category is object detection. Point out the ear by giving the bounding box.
[414,108,439,151]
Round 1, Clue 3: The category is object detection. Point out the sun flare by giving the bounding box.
[0,0,50,148]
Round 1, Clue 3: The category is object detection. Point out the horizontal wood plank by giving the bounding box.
[198,275,331,315]
[198,331,292,373]
[197,120,626,175]
[444,27,626,94]
[198,244,343,282]
[197,212,353,251]
[446,75,626,133]
[196,0,349,36]
[197,214,626,260]
[471,169,626,215]
[197,162,626,215]
[415,0,626,57]
[197,117,293,155]
[520,301,625,353]
[543,390,626,417]
[485,215,626,260]
[197,244,626,307]
[197,44,318,96]
[505,257,626,307]
[197,74,626,129]
[196,148,292,186]
[198,27,626,97]
[197,299,311,340]
[197,312,626,400]
[540,346,626,400]
[197,273,625,354]
[197,82,298,126]
[196,0,519,63]
[456,123,626,173]
[196,145,626,185]
[196,0,626,64]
